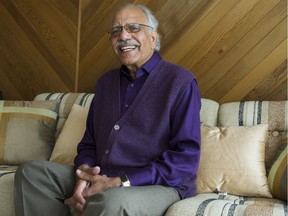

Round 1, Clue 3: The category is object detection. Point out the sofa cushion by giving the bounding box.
[218,101,288,171]
[165,193,287,216]
[268,136,287,201]
[0,100,59,165]
[34,94,220,136]
[200,99,219,127]
[34,93,94,139]
[0,165,18,216]
[50,104,89,165]
[197,124,271,198]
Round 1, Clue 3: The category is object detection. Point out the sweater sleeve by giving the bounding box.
[74,98,98,170]
[125,79,201,199]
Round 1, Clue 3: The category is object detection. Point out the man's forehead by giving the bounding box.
[113,7,147,25]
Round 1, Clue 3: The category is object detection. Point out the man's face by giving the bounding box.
[110,7,158,69]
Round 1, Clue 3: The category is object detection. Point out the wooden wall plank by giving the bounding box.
[79,0,118,61]
[11,0,77,84]
[179,0,261,72]
[206,18,286,101]
[0,0,78,99]
[192,0,281,77]
[243,60,287,101]
[264,80,287,101]
[198,0,286,98]
[148,0,211,54]
[0,1,70,99]
[219,39,287,103]
[163,0,239,63]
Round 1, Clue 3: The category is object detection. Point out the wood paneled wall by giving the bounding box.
[0,0,286,102]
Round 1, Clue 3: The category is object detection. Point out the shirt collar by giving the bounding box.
[120,51,162,79]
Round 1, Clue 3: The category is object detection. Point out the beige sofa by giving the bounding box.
[0,93,287,216]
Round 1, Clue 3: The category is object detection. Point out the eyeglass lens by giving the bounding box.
[109,23,149,37]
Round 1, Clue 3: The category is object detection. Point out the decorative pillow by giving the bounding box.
[197,124,272,197]
[0,100,59,165]
[218,101,287,170]
[268,136,287,201]
[49,103,89,165]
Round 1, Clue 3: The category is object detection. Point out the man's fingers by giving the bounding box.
[90,166,101,175]
[74,202,84,214]
[64,197,84,214]
[64,197,77,206]
[76,169,99,182]
[81,166,101,175]
[76,169,88,180]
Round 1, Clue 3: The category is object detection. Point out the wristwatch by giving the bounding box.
[120,174,131,187]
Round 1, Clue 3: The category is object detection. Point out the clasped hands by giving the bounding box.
[64,165,121,213]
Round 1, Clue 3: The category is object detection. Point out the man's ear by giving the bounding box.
[150,30,158,49]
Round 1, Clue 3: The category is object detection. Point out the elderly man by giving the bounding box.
[14,3,201,216]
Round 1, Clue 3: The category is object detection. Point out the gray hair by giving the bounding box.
[116,3,161,51]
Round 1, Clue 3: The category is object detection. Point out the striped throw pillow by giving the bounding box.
[0,100,59,165]
[268,138,287,201]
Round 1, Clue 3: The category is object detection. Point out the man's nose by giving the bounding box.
[118,27,132,40]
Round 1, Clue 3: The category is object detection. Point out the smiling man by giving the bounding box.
[14,4,201,216]
[110,6,158,77]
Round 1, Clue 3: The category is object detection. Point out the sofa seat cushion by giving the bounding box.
[165,193,287,216]
[0,165,18,216]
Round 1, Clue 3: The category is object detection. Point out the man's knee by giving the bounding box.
[15,160,42,180]
[83,186,177,216]
[83,188,130,216]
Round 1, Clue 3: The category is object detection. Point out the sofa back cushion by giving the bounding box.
[218,101,287,171]
[49,104,89,165]
[0,100,59,165]
[268,136,287,201]
[200,99,219,127]
[218,101,287,200]
[34,93,94,138]
[34,93,219,136]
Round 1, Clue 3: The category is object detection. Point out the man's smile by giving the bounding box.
[119,45,138,52]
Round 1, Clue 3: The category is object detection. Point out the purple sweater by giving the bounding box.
[74,53,201,198]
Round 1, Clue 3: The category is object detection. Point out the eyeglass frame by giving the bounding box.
[108,23,153,38]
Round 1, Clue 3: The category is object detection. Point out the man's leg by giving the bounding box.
[14,160,75,216]
[82,185,180,216]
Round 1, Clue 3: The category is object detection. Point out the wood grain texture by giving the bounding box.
[0,0,78,100]
[0,0,286,102]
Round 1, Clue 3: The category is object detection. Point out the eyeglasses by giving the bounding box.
[108,23,153,38]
